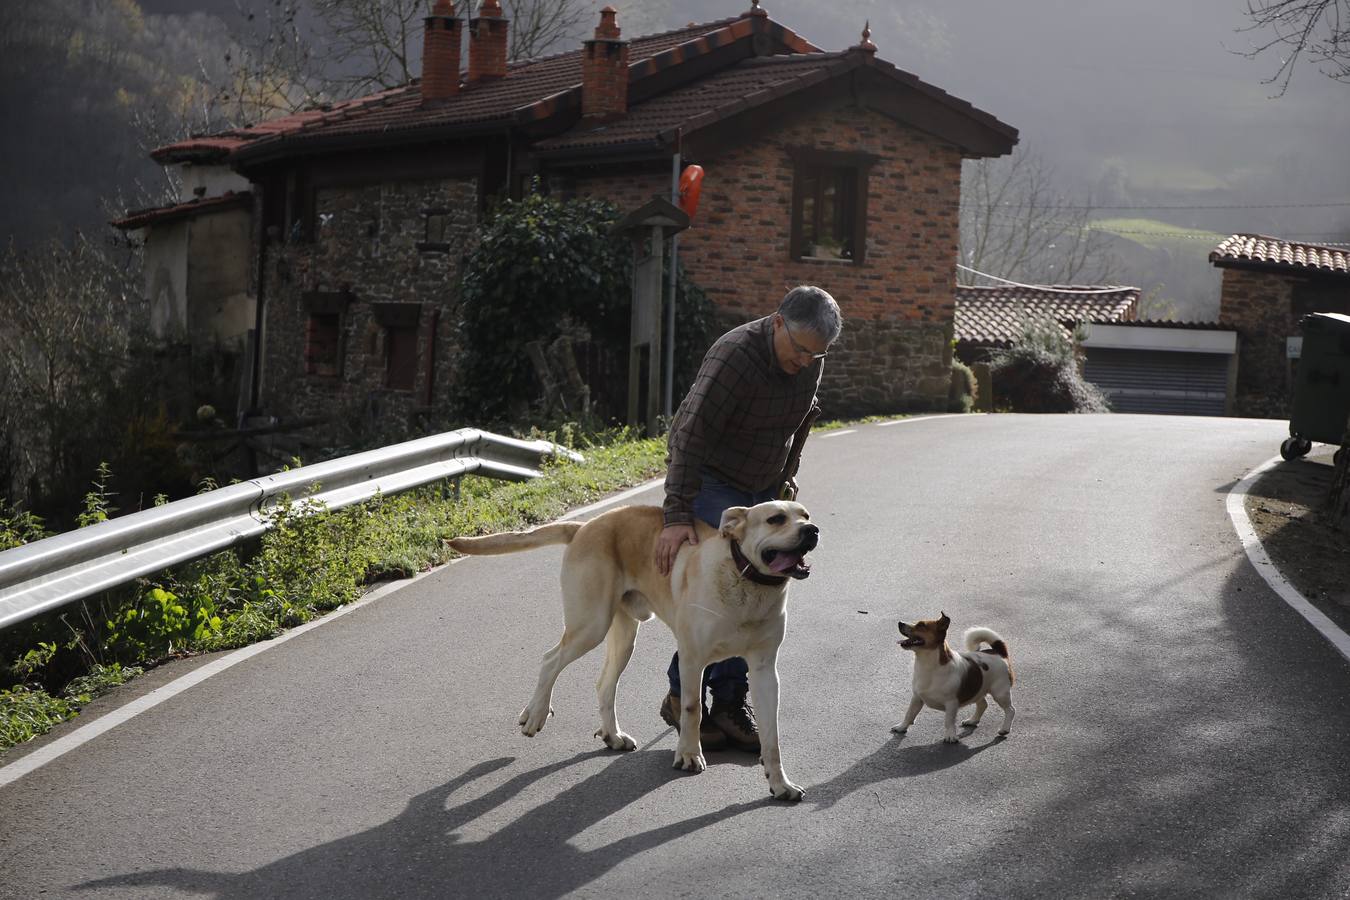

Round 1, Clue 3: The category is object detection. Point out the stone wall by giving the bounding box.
[568,102,964,414]
[258,176,477,441]
[1217,267,1350,418]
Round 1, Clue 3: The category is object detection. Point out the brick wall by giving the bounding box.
[259,176,477,438]
[1219,266,1350,418]
[1218,267,1296,418]
[569,103,963,415]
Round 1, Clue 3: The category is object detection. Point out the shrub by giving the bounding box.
[949,359,977,413]
[990,316,1109,413]
[453,189,716,427]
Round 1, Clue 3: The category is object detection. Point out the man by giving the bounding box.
[655,284,842,752]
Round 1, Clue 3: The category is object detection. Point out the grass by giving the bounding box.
[1089,217,1227,252]
[0,430,669,753]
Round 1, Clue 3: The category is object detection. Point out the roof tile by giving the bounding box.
[955,284,1140,347]
[1209,234,1349,275]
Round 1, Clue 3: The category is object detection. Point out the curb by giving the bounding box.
[1226,455,1350,665]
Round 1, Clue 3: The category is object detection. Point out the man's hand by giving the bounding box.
[779,477,798,501]
[656,524,699,576]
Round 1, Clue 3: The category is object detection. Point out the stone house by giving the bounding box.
[145,0,1017,437]
[1213,234,1350,418]
[112,163,255,413]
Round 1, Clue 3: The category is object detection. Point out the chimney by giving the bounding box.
[582,7,629,121]
[468,0,509,82]
[421,0,462,103]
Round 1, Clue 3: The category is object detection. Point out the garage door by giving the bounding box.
[1084,348,1230,415]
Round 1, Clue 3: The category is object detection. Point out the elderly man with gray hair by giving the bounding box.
[654,284,842,753]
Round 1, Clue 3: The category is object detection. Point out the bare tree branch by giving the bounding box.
[1238,0,1350,95]
[959,149,1120,287]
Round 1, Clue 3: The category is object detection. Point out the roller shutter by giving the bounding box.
[1084,348,1229,415]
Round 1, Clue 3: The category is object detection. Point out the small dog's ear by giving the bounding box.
[937,612,950,634]
[719,506,749,542]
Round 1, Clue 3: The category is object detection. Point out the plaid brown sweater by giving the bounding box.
[663,316,821,526]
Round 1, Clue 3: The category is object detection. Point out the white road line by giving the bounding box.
[876,414,976,427]
[562,478,662,520]
[0,568,441,789]
[0,479,669,788]
[819,429,856,438]
[1227,455,1350,665]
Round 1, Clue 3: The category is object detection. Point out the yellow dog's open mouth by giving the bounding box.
[762,548,811,579]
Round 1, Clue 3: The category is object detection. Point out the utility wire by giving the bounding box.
[958,200,1350,211]
[955,264,1139,293]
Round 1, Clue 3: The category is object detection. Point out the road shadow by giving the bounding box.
[807,729,1003,810]
[72,745,782,900]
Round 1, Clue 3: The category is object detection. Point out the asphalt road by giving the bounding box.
[3,413,1349,899]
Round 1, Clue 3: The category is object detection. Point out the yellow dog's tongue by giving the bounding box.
[769,552,802,573]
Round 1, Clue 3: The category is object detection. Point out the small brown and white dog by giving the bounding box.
[891,612,1015,743]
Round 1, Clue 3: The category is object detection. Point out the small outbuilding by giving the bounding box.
[1212,234,1350,418]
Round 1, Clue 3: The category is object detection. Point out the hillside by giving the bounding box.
[1090,218,1228,322]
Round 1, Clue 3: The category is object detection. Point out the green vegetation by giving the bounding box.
[453,191,717,427]
[0,431,669,753]
[1089,218,1227,252]
[950,359,977,414]
[991,318,1110,414]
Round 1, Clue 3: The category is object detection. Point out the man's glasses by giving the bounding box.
[782,317,828,360]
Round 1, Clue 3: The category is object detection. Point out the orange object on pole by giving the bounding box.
[678,165,704,220]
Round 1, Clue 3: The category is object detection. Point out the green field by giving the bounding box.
[1089,217,1228,251]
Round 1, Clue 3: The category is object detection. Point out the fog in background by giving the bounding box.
[7,0,1348,318]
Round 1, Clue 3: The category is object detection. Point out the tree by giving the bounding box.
[215,0,594,121]
[0,235,135,507]
[959,148,1120,287]
[1240,0,1350,93]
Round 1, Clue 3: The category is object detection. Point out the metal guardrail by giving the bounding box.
[0,428,583,632]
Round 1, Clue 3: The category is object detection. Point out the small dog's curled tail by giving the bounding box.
[963,627,1009,658]
[449,521,583,556]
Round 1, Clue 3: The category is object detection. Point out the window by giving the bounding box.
[301,290,351,377]
[372,303,422,392]
[418,208,451,252]
[789,148,877,263]
[305,313,342,376]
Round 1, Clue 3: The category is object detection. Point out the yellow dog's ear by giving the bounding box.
[719,507,750,542]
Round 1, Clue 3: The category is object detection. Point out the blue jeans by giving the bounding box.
[667,471,778,704]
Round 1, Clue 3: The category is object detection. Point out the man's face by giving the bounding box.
[772,314,829,375]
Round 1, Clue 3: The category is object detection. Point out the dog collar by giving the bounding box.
[730,541,788,586]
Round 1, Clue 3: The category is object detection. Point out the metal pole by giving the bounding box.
[664,150,681,419]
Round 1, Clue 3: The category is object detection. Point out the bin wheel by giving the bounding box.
[1336,447,1347,468]
[1280,437,1312,461]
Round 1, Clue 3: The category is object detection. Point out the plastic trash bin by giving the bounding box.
[1281,312,1350,466]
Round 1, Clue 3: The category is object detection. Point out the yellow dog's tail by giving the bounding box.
[448,521,583,556]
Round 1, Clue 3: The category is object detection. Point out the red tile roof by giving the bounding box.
[1209,234,1350,276]
[535,52,841,152]
[955,284,1140,348]
[154,17,771,163]
[152,10,1014,166]
[110,191,253,230]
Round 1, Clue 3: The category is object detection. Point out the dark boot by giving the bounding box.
[660,692,728,751]
[708,686,760,753]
